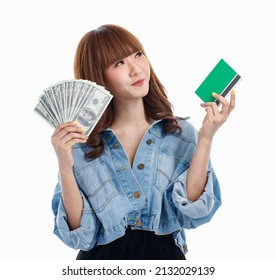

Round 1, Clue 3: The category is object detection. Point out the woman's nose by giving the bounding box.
[129,61,142,76]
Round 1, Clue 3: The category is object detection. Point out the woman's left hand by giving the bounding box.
[199,90,235,140]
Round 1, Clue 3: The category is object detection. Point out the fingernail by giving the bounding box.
[81,127,87,132]
[212,92,218,96]
[232,89,236,95]
[73,121,78,125]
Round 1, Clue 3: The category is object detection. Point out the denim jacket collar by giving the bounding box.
[103,119,164,142]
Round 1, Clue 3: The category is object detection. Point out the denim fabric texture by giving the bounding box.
[52,117,221,255]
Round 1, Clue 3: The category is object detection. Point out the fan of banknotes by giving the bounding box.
[34,79,113,136]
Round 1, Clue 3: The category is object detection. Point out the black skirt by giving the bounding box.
[76,226,186,260]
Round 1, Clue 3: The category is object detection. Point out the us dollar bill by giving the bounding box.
[75,86,112,136]
[34,79,113,136]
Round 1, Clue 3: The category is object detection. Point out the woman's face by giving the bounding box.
[104,51,150,102]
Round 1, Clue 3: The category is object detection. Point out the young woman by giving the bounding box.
[51,24,235,260]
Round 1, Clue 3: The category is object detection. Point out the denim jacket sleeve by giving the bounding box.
[171,162,221,229]
[51,180,100,250]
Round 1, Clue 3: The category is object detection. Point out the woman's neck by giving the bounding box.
[111,98,151,129]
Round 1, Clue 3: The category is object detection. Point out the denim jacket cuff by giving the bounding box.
[55,193,99,250]
[172,170,215,219]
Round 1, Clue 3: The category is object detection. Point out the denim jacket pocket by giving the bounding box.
[156,155,173,194]
[156,145,191,195]
[74,157,117,214]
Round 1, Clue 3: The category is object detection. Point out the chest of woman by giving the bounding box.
[72,128,196,223]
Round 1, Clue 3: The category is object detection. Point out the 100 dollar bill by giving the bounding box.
[34,79,113,136]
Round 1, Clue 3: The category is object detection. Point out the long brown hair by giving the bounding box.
[74,24,181,158]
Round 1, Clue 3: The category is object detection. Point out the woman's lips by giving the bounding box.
[132,79,144,86]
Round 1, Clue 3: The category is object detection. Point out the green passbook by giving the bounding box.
[195,58,241,105]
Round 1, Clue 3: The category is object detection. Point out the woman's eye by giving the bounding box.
[115,60,124,67]
[135,51,143,58]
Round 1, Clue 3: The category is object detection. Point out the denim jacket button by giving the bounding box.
[136,220,142,226]
[138,163,145,170]
[146,139,152,145]
[134,191,141,198]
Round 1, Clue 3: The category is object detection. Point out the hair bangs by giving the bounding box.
[95,25,144,68]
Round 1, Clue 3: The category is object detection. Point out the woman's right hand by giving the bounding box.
[51,121,88,169]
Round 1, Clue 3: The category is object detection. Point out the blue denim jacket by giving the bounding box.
[52,118,221,255]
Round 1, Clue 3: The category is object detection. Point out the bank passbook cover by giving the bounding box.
[195,58,241,105]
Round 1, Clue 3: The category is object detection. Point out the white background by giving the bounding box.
[1,0,275,262]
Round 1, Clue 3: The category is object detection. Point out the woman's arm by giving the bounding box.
[51,121,88,229]
[186,90,235,201]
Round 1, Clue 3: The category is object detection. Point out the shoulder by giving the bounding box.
[175,116,198,144]
[71,143,103,173]
[72,142,88,152]
[72,143,93,160]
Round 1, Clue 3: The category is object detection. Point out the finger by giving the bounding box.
[201,102,219,117]
[228,90,236,113]
[205,105,215,119]
[52,121,78,137]
[213,91,236,114]
[63,137,88,149]
[57,124,85,140]
[58,129,87,145]
[51,125,86,146]
[60,132,88,145]
[212,92,233,116]
[212,93,228,107]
